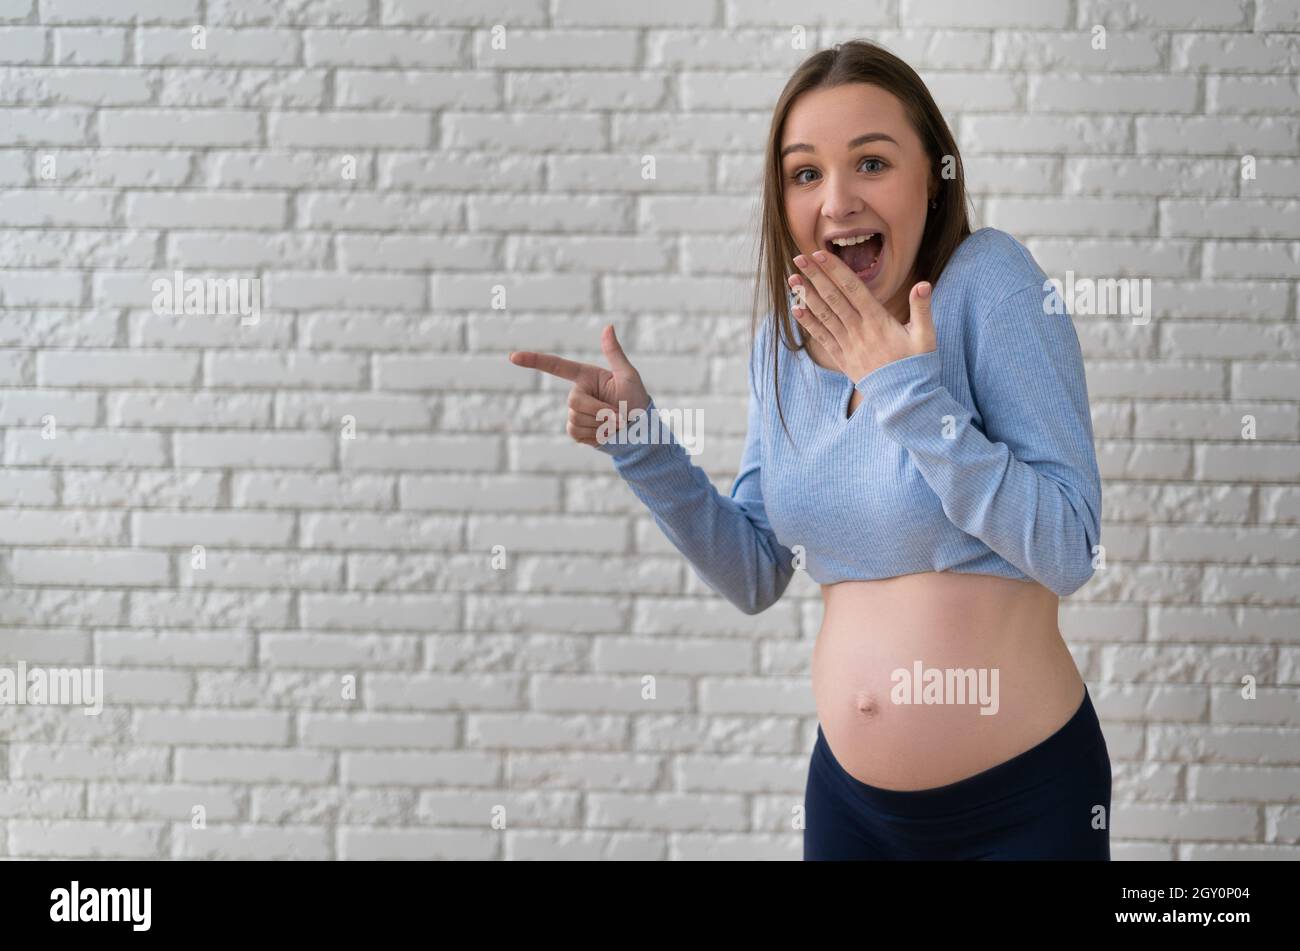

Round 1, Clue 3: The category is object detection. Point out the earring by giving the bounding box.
[929,198,938,209]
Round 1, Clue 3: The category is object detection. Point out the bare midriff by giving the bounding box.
[810,570,1086,791]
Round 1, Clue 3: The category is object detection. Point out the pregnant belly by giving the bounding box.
[811,571,1085,791]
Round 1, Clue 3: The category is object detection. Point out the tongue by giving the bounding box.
[840,235,881,273]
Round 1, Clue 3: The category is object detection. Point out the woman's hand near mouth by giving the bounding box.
[787,249,937,383]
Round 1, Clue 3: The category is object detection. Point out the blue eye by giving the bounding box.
[789,156,888,184]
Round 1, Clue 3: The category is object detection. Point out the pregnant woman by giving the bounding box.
[509,39,1111,861]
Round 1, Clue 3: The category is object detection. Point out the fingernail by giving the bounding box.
[918,282,931,298]
[811,250,827,262]
[793,254,807,267]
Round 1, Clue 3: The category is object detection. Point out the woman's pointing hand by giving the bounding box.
[508,324,651,449]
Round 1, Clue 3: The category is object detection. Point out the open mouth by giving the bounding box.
[825,232,884,281]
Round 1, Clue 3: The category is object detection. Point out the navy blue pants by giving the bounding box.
[804,686,1111,860]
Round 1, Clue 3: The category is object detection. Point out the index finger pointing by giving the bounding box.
[508,350,590,383]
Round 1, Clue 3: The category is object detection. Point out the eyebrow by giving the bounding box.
[780,132,899,159]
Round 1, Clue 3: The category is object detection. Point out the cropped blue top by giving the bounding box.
[596,227,1103,614]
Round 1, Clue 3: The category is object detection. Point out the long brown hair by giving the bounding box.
[750,39,973,444]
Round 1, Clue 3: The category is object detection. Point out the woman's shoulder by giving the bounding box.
[939,227,1055,326]
[943,227,1048,291]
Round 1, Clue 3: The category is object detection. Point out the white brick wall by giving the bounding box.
[1,0,1297,860]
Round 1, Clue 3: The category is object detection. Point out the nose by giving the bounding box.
[820,169,866,222]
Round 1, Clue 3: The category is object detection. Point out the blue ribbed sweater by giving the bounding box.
[596,227,1103,614]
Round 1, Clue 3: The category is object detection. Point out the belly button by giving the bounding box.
[854,692,880,718]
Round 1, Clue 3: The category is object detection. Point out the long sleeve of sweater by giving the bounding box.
[594,334,797,615]
[853,282,1103,596]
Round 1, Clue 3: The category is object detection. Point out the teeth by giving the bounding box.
[830,233,878,247]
